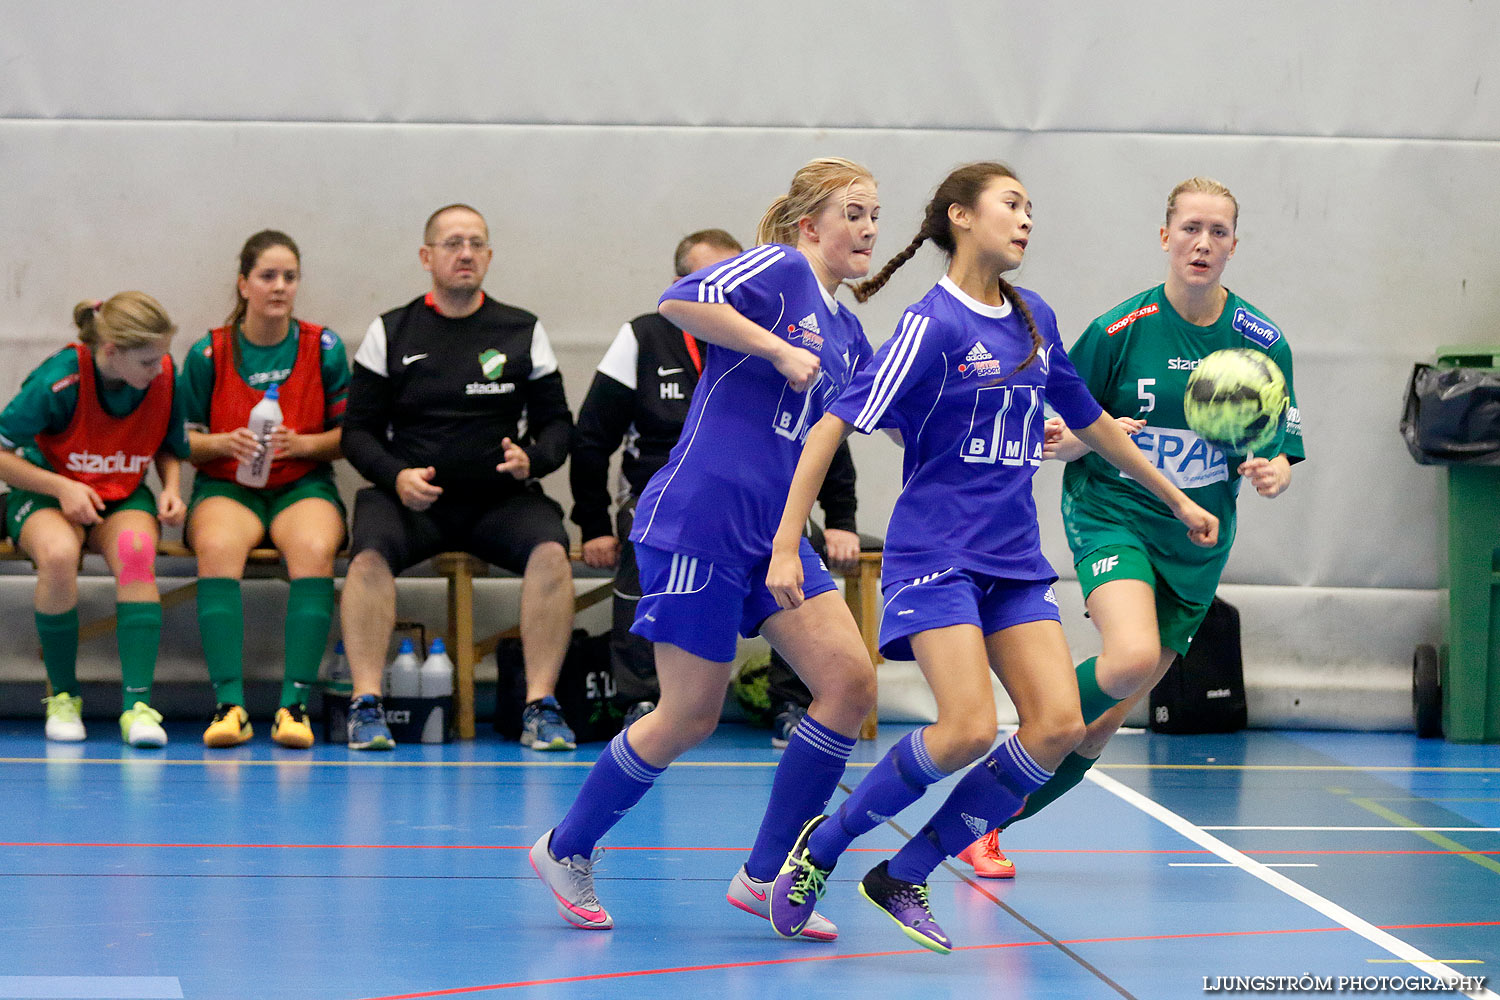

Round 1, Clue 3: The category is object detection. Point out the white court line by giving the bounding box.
[1089,770,1498,1000]
[1169,862,1318,868]
[1203,826,1500,833]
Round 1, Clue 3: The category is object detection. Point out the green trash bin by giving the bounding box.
[1413,346,1500,742]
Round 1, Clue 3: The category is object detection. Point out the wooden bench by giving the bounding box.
[0,539,885,740]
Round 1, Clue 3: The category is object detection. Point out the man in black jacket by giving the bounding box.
[341,204,576,751]
[571,229,861,734]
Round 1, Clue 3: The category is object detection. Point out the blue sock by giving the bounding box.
[807,727,949,868]
[743,714,856,880]
[887,733,1052,884]
[549,730,665,860]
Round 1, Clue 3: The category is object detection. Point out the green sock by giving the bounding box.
[281,577,334,707]
[116,601,163,710]
[1075,656,1121,725]
[196,578,245,707]
[37,608,80,697]
[1003,751,1098,829]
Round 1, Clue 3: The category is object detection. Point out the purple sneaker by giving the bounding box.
[769,814,834,938]
[858,860,953,954]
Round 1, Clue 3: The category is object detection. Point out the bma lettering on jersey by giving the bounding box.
[66,450,151,475]
[1106,302,1159,336]
[1232,308,1281,349]
[478,349,507,380]
[1124,426,1229,490]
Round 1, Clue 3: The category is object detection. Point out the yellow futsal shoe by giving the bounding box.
[202,703,253,747]
[272,705,315,749]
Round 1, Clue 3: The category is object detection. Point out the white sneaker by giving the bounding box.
[43,693,86,742]
[726,864,838,941]
[119,701,167,748]
[529,830,612,929]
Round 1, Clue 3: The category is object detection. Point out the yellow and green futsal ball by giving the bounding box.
[1182,348,1289,454]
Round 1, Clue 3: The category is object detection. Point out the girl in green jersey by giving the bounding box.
[961,177,1304,878]
[181,231,349,749]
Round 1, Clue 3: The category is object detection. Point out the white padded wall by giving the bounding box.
[2,1,1497,716]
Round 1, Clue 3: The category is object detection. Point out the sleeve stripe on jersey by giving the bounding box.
[852,311,927,432]
[697,245,784,303]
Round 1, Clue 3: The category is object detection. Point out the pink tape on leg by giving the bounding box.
[116,530,155,585]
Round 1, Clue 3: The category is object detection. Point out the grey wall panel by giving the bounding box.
[3,2,1497,139]
[2,120,1496,601]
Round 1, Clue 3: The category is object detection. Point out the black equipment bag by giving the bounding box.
[493,629,623,743]
[1401,363,1500,466]
[1149,596,1248,734]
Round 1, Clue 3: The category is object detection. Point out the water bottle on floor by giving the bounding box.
[420,638,454,743]
[387,638,421,698]
[323,640,351,698]
[236,383,282,488]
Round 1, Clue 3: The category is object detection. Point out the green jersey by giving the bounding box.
[177,319,350,430]
[1061,284,1305,602]
[0,346,190,470]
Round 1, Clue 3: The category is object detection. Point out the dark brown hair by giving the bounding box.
[854,161,1041,380]
[227,229,300,330]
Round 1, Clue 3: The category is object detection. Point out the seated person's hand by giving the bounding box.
[581,535,620,569]
[822,527,861,574]
[496,437,530,480]
[395,466,443,511]
[157,488,186,527]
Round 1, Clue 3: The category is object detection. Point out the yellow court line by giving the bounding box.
[1346,794,1500,877]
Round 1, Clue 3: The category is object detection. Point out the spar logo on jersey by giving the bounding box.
[1232,308,1282,348]
[1106,302,1159,336]
[478,349,507,380]
[1119,424,1230,490]
[787,314,823,349]
[1167,357,1202,371]
[958,340,1002,379]
[65,450,152,476]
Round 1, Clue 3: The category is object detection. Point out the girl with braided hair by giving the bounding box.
[762,162,1217,952]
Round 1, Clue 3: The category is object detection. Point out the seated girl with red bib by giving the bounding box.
[178,230,349,749]
[0,292,188,747]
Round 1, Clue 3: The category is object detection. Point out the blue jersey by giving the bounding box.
[632,245,872,564]
[830,276,1103,584]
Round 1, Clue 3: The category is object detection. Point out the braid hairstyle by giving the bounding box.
[73,292,176,350]
[755,157,875,252]
[854,161,1041,381]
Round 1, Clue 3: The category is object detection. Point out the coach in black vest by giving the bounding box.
[340,204,577,751]
[571,229,860,732]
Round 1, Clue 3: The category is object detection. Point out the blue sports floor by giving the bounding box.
[1,723,1496,1000]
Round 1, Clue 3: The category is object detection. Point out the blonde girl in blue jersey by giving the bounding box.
[763,162,1218,953]
[531,158,880,939]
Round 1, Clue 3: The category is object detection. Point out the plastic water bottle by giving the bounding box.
[323,640,351,698]
[235,383,282,488]
[387,638,421,698]
[419,638,454,743]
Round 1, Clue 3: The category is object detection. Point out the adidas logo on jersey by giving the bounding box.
[465,381,516,395]
[965,341,993,362]
[962,813,988,838]
[789,313,824,349]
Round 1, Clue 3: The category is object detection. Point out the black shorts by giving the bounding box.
[349,485,569,575]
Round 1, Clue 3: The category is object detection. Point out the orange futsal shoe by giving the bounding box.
[957,829,1016,879]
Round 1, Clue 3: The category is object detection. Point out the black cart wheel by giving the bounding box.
[1413,643,1442,738]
